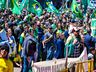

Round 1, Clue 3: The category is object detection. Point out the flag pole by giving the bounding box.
[62,0,64,9]
[6,0,8,9]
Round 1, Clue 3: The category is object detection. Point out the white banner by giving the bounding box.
[78,48,88,72]
[32,48,88,72]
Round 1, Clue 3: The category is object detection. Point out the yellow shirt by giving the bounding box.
[0,58,6,72]
[0,58,13,72]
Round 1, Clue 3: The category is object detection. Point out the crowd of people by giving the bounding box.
[0,4,96,72]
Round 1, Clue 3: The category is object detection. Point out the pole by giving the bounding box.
[65,46,68,69]
[62,0,64,9]
[6,0,8,9]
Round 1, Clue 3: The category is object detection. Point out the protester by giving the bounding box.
[21,28,37,72]
[0,43,13,72]
[54,31,65,59]
[0,0,96,71]
[7,28,17,55]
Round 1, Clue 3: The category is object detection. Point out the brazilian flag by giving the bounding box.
[71,0,83,19]
[18,32,25,54]
[28,0,42,17]
[46,1,58,14]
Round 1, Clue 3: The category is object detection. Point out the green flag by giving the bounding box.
[91,10,96,18]
[18,32,25,53]
[2,0,6,8]
[46,1,58,14]
[28,0,42,17]
[91,19,96,37]
[12,0,21,15]
[0,0,2,9]
[81,0,88,14]
[9,0,14,9]
[0,0,6,9]
[20,0,29,11]
[71,0,83,18]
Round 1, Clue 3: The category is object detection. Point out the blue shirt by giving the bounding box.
[21,35,37,57]
[84,34,96,53]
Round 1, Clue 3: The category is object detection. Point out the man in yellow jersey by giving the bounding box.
[0,43,13,72]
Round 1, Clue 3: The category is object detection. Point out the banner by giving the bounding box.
[71,0,83,18]
[33,48,88,72]
[78,48,88,72]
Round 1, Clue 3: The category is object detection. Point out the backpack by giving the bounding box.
[27,39,36,56]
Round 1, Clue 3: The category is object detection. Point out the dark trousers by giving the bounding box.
[21,56,33,72]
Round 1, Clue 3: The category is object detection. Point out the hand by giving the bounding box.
[73,39,77,44]
[27,57,30,63]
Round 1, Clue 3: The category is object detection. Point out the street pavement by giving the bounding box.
[14,67,21,72]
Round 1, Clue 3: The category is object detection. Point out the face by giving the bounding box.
[0,49,8,57]
[7,28,12,36]
[60,33,64,39]
[73,31,79,37]
[30,30,34,36]
[5,23,9,29]
[57,22,61,29]
[91,50,95,54]
[33,24,37,29]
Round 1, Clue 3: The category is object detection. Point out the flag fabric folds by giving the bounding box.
[28,0,42,17]
[12,0,21,15]
[20,0,29,11]
[71,0,83,18]
[0,0,6,9]
[46,1,58,14]
[18,32,25,54]
[10,0,14,9]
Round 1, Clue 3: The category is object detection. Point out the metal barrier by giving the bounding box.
[59,60,93,72]
[59,68,68,72]
[75,60,94,72]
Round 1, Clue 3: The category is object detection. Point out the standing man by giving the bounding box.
[54,31,65,59]
[21,28,37,72]
[42,26,54,60]
[36,21,44,61]
[64,28,81,58]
